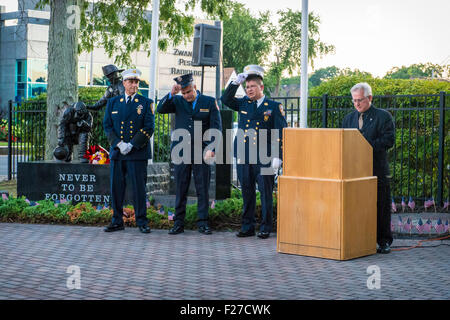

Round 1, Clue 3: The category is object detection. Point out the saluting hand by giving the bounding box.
[171,84,181,96]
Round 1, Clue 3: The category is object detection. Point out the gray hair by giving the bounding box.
[350,82,372,97]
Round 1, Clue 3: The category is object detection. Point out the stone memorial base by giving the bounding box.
[17,161,171,206]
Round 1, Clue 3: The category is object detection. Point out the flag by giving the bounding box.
[391,198,397,212]
[408,196,415,211]
[25,198,31,205]
[54,199,60,207]
[158,207,165,215]
[444,220,449,233]
[210,200,215,209]
[415,218,424,233]
[403,218,412,232]
[103,203,109,209]
[168,211,174,221]
[146,200,151,209]
[390,221,395,232]
[443,199,449,210]
[96,205,103,211]
[423,219,432,233]
[2,193,8,200]
[397,215,403,228]
[60,198,67,204]
[434,218,445,233]
[424,199,431,209]
[401,197,406,212]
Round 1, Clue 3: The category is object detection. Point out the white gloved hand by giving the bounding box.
[122,142,133,155]
[233,73,248,85]
[271,157,282,170]
[117,141,130,155]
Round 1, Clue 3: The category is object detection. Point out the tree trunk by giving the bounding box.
[45,0,79,160]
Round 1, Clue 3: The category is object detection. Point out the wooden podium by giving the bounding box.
[277,129,377,260]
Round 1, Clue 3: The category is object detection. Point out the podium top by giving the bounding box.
[283,128,373,179]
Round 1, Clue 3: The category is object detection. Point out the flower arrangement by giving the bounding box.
[83,145,110,164]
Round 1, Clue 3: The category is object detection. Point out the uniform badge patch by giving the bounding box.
[137,105,143,115]
[120,98,124,102]
[279,104,285,117]
[264,110,272,122]
[135,98,139,103]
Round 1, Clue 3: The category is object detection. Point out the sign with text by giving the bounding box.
[17,161,131,205]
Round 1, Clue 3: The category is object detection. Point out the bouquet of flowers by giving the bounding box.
[83,145,110,164]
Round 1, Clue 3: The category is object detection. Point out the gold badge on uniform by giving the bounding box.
[120,98,124,102]
[279,104,285,117]
[264,110,272,122]
[137,105,143,115]
[264,102,268,106]
[135,98,139,103]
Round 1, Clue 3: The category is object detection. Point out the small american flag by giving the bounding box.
[390,221,395,232]
[434,218,445,233]
[146,200,151,209]
[168,211,174,221]
[54,199,60,207]
[401,197,406,212]
[443,199,450,210]
[403,218,412,232]
[391,198,397,212]
[416,218,424,233]
[60,198,67,204]
[408,196,415,211]
[424,198,432,209]
[25,198,31,205]
[2,193,8,200]
[444,220,449,233]
[423,219,432,233]
[104,203,109,209]
[158,207,165,215]
[397,215,403,228]
[96,205,103,211]
[210,200,215,209]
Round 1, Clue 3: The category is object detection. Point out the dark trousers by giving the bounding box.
[237,164,274,233]
[110,160,148,227]
[174,163,211,227]
[377,181,393,246]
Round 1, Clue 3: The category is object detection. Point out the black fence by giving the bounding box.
[7,98,172,179]
[6,92,449,206]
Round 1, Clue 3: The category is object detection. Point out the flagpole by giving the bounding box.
[149,0,160,164]
[300,0,309,128]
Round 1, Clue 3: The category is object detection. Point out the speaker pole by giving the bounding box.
[201,65,205,94]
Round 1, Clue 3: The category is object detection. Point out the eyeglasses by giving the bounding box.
[352,97,368,104]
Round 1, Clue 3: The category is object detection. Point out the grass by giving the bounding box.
[0,179,17,197]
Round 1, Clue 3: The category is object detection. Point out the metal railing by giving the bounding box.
[6,92,449,206]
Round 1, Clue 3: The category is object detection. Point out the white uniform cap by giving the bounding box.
[122,68,142,81]
[243,65,264,79]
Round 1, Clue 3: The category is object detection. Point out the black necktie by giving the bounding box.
[127,96,131,104]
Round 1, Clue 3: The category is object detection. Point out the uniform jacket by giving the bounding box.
[103,93,155,160]
[342,105,395,183]
[220,83,287,165]
[157,91,222,157]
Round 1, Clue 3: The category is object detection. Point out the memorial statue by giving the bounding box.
[53,101,93,163]
[87,64,125,111]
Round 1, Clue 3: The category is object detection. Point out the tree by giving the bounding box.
[384,63,449,79]
[37,0,230,159]
[222,2,271,74]
[265,9,334,96]
[45,0,80,160]
[308,66,372,87]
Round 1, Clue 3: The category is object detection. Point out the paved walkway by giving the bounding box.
[0,223,449,300]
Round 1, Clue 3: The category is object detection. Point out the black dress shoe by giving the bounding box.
[377,243,391,254]
[104,223,124,232]
[139,225,151,233]
[168,225,184,235]
[236,230,255,237]
[198,226,212,235]
[257,231,270,239]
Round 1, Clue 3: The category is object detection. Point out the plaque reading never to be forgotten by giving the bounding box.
[18,161,114,205]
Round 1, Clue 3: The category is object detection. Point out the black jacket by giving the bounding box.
[342,105,395,183]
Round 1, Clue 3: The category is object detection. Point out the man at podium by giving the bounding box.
[342,82,395,254]
[221,65,287,239]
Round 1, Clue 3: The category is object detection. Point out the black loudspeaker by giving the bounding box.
[192,23,221,67]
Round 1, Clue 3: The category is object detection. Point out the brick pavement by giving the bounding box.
[0,223,449,300]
